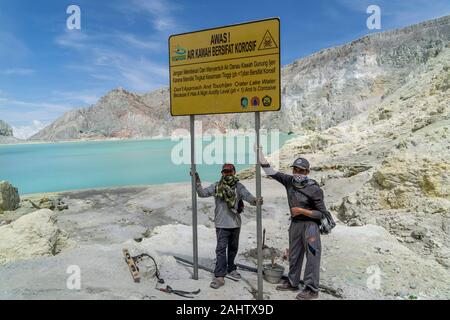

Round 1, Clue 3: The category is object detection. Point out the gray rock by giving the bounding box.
[395,291,408,297]
[0,181,20,213]
[0,120,13,137]
[38,197,55,210]
[36,197,69,211]
[411,229,427,240]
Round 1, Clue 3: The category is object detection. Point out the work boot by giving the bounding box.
[296,287,319,300]
[275,280,299,291]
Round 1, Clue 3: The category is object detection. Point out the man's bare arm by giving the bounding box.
[290,207,322,219]
[255,144,291,186]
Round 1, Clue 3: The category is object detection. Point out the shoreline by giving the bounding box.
[0,135,172,147]
[18,175,262,197]
[0,131,295,147]
[19,181,195,198]
[2,133,293,196]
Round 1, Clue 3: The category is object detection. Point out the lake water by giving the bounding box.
[0,134,293,195]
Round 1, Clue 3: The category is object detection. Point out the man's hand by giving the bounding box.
[291,207,315,218]
[189,171,200,183]
[290,207,304,217]
[282,248,289,261]
[253,197,264,206]
[253,143,269,165]
[253,142,263,153]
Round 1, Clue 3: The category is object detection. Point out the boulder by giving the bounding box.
[36,197,69,211]
[0,209,74,265]
[0,181,20,213]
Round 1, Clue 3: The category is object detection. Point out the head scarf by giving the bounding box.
[215,175,239,209]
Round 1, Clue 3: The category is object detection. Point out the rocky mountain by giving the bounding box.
[30,88,249,140]
[239,36,450,269]
[277,15,450,131]
[0,120,20,144]
[31,15,450,141]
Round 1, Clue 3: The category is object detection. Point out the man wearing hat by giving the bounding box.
[193,163,263,289]
[257,147,327,300]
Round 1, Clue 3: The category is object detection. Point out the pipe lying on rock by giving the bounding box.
[173,256,239,282]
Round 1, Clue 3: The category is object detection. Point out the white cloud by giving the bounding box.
[12,120,48,139]
[55,29,91,49]
[0,31,29,61]
[153,16,175,32]
[118,33,162,50]
[54,11,170,92]
[56,32,169,92]
[131,0,179,32]
[0,68,35,75]
[51,90,100,105]
[90,47,168,87]
[0,97,72,132]
[0,97,72,112]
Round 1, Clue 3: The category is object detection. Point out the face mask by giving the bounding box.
[293,174,308,185]
[224,175,236,182]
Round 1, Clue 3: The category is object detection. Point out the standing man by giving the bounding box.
[193,163,263,289]
[258,147,327,300]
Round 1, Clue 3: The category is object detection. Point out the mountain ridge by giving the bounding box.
[30,15,450,141]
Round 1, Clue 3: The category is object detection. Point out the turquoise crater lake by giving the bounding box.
[0,134,292,195]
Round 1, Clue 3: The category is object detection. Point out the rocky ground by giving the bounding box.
[238,42,450,297]
[0,176,449,300]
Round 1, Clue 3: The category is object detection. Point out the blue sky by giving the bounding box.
[0,0,449,137]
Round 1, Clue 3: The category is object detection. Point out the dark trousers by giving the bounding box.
[214,228,240,278]
[288,221,321,292]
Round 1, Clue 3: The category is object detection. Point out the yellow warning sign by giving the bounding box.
[169,18,280,116]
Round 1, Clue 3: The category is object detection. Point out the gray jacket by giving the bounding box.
[196,181,257,228]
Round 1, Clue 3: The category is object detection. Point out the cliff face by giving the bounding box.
[239,38,450,269]
[31,15,449,141]
[0,120,13,137]
[277,15,449,132]
[0,120,21,144]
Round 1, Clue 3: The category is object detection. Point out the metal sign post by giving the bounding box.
[190,115,199,280]
[255,112,263,300]
[169,19,280,299]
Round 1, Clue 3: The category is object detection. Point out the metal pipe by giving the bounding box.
[255,111,263,300]
[174,256,239,282]
[190,115,199,280]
